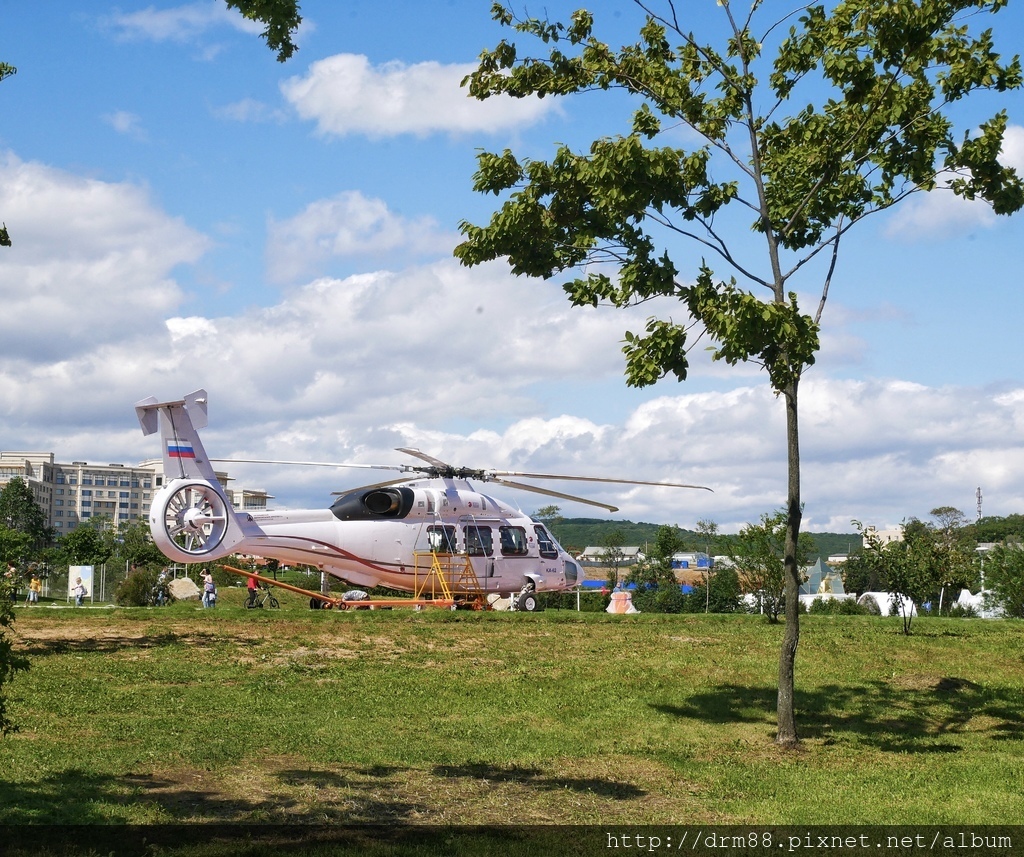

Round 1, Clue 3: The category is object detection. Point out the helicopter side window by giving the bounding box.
[534,525,559,559]
[427,525,457,553]
[499,526,528,556]
[463,525,493,557]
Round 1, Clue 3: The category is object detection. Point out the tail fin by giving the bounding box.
[135,389,219,483]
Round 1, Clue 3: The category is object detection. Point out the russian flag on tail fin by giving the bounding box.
[167,440,196,459]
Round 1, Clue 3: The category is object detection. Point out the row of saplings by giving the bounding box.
[113,563,985,616]
[537,567,983,617]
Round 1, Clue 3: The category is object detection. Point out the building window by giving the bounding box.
[82,490,92,497]
[56,475,65,484]
[81,501,91,507]
[55,499,63,506]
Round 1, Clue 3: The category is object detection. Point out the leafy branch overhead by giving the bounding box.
[223,0,302,62]
[456,0,1022,393]
[0,64,14,248]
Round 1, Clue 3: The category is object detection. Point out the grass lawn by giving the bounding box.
[2,589,1022,832]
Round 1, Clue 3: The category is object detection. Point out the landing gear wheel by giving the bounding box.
[160,481,229,557]
[517,591,541,612]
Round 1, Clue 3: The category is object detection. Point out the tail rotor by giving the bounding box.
[159,480,230,556]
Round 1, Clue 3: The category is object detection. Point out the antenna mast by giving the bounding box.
[977,486,983,521]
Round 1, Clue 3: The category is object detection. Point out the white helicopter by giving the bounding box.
[135,390,711,610]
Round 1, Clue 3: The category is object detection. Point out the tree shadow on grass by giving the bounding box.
[653,676,1024,752]
[430,761,646,799]
[19,631,220,657]
[0,768,282,825]
[2,824,543,857]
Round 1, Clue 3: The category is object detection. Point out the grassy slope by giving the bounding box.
[2,591,1022,825]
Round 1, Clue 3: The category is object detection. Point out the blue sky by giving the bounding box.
[2,0,1023,533]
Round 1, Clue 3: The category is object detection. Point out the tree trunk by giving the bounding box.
[776,378,802,747]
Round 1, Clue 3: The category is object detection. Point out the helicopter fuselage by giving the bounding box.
[218,479,582,595]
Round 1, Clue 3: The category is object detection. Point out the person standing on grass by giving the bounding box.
[201,570,216,608]
[246,573,259,607]
[28,574,41,605]
[72,577,87,607]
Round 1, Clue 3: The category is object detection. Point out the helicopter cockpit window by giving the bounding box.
[499,526,528,556]
[427,525,457,554]
[463,525,493,556]
[533,525,559,559]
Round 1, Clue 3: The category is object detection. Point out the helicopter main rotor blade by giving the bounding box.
[486,470,713,492]
[394,448,452,470]
[210,458,414,473]
[491,477,620,513]
[331,477,417,495]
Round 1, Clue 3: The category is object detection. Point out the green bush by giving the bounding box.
[539,590,610,612]
[114,568,162,607]
[808,597,870,615]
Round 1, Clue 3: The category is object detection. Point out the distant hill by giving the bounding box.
[544,517,861,561]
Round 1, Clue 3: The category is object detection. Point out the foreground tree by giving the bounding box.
[0,477,50,551]
[0,575,29,736]
[602,528,627,588]
[457,0,1022,745]
[982,543,1024,618]
[928,506,976,606]
[855,518,941,633]
[731,509,815,622]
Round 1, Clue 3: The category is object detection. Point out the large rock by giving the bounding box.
[168,577,201,601]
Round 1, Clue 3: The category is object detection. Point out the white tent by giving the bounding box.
[857,591,917,618]
[954,588,1004,619]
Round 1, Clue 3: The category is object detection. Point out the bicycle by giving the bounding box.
[245,582,280,609]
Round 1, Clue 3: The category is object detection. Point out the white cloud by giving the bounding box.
[280,54,556,138]
[0,152,208,366]
[104,1,262,43]
[999,124,1024,173]
[266,191,457,283]
[884,123,1024,241]
[103,110,147,140]
[166,316,219,341]
[211,97,288,124]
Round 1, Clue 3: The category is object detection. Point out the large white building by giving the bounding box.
[0,451,270,533]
